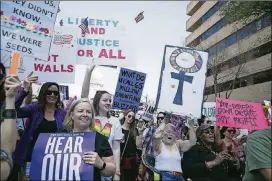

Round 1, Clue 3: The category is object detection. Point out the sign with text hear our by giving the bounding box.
[29,132,96,181]
[216,97,269,130]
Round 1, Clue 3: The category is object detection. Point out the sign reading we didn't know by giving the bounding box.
[216,97,269,130]
[1,1,59,60]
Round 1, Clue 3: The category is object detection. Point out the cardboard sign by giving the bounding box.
[1,1,59,60]
[155,45,208,117]
[216,97,269,130]
[202,102,216,124]
[29,132,96,181]
[59,85,69,101]
[61,16,134,67]
[142,103,156,121]
[1,27,77,83]
[112,68,146,112]
[9,51,20,75]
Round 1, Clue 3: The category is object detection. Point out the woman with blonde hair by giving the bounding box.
[61,98,116,181]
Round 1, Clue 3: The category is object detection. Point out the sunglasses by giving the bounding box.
[46,90,59,96]
[202,129,215,134]
[227,129,236,134]
[206,120,212,124]
[157,117,164,120]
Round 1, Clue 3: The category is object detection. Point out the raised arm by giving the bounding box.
[81,65,95,98]
[23,85,32,105]
[1,76,21,181]
[153,122,166,153]
[177,118,196,152]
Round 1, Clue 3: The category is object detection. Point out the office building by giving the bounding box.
[185,1,271,102]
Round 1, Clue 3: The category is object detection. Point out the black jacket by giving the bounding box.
[182,143,230,181]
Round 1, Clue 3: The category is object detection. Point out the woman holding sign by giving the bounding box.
[62,98,116,180]
[13,79,66,180]
[81,66,123,181]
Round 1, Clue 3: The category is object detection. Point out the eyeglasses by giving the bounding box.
[227,129,236,134]
[202,129,215,134]
[46,90,59,96]
[157,117,164,120]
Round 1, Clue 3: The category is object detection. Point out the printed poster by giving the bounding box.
[58,16,134,67]
[202,102,216,124]
[30,132,96,181]
[59,85,69,101]
[142,103,156,121]
[1,1,59,60]
[156,45,208,117]
[216,97,269,130]
[112,68,146,112]
[1,26,77,83]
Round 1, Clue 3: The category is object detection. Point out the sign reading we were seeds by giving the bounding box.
[29,132,96,181]
[1,1,59,60]
[216,98,268,130]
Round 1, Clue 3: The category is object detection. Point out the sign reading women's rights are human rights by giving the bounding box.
[63,17,134,67]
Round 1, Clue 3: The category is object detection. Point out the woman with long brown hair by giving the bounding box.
[120,110,137,181]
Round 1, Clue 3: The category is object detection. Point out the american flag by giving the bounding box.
[53,34,73,45]
[78,17,90,37]
[135,11,144,23]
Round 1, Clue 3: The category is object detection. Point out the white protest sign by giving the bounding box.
[1,26,77,83]
[60,16,134,67]
[202,102,216,124]
[142,103,156,121]
[156,45,208,117]
[1,1,59,60]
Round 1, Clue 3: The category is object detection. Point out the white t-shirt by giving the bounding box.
[94,116,123,148]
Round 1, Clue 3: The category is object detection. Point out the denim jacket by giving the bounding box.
[13,88,66,165]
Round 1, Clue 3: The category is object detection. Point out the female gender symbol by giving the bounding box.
[169,48,203,105]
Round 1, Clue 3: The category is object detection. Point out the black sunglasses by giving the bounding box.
[202,129,215,134]
[157,117,164,120]
[46,90,59,96]
[227,129,236,134]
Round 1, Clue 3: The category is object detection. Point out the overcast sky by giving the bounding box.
[57,1,190,101]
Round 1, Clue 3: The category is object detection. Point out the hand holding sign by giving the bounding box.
[5,76,21,98]
[9,51,20,75]
[83,151,103,169]
[23,71,38,92]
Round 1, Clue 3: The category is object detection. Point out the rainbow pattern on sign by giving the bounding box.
[94,119,112,137]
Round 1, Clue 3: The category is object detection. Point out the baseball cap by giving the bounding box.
[196,125,214,137]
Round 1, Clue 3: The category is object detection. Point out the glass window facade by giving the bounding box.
[207,15,271,57]
[202,1,224,23]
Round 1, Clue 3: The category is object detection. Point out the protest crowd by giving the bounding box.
[0,1,272,181]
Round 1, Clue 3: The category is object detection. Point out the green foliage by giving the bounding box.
[220,1,272,24]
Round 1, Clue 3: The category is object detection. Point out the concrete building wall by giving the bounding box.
[205,81,271,102]
[186,1,272,103]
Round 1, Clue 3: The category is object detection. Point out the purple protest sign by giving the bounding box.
[29,132,96,181]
